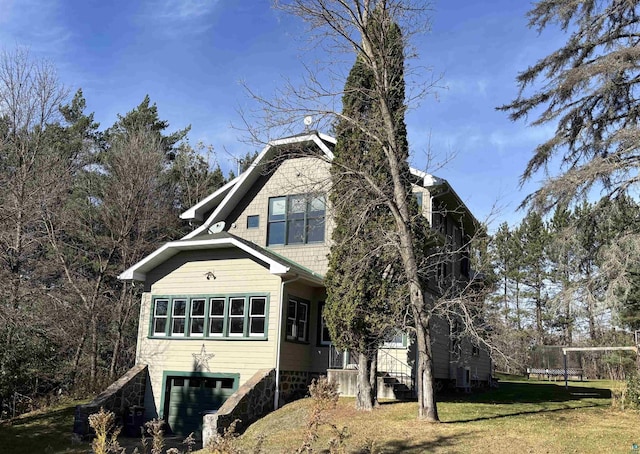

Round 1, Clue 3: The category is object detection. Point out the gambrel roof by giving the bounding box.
[119,131,478,283]
[179,131,470,236]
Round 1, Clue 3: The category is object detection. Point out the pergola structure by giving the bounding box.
[561,334,640,390]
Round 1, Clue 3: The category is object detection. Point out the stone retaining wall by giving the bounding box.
[203,368,275,447]
[73,364,147,437]
[279,370,313,403]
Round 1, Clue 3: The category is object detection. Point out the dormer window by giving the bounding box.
[267,194,326,246]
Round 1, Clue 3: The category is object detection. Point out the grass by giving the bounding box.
[0,399,89,454]
[237,379,639,453]
[1,378,638,453]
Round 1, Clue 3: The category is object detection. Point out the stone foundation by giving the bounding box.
[279,370,321,403]
[203,368,275,447]
[73,364,147,437]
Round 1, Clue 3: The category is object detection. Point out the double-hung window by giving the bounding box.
[249,297,267,336]
[383,330,406,348]
[267,194,326,245]
[190,298,206,336]
[228,297,246,337]
[150,295,268,339]
[286,298,308,342]
[172,299,187,336]
[153,299,169,336]
[209,298,225,337]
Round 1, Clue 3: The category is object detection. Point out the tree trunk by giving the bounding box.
[355,352,373,411]
[503,278,509,326]
[69,331,87,388]
[109,282,133,378]
[515,281,522,331]
[565,298,572,346]
[90,314,98,388]
[414,310,438,421]
[369,350,379,408]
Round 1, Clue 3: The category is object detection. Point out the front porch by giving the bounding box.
[326,346,415,400]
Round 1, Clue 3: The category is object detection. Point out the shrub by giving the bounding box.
[611,372,640,411]
[296,376,348,454]
[144,419,166,454]
[204,419,243,454]
[88,407,124,454]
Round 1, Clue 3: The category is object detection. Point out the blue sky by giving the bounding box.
[0,0,566,229]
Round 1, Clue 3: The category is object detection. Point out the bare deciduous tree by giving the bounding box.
[0,47,69,399]
[242,0,460,421]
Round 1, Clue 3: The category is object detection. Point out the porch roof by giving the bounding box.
[117,232,324,286]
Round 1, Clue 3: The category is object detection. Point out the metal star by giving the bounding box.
[192,344,215,372]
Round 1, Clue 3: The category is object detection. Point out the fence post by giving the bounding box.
[563,350,568,390]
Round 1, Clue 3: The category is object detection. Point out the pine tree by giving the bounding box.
[520,211,550,345]
[500,0,640,210]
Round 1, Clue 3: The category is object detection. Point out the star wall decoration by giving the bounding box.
[192,344,215,372]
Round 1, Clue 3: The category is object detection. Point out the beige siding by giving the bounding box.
[226,156,333,275]
[378,347,412,377]
[278,281,329,373]
[431,316,452,380]
[136,250,282,417]
[411,186,432,225]
[456,338,492,382]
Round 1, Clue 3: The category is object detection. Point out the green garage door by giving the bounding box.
[164,375,237,438]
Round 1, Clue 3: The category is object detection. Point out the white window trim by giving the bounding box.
[228,297,246,337]
[171,299,187,337]
[208,297,226,337]
[153,299,169,336]
[189,298,206,337]
[286,298,309,342]
[249,296,267,337]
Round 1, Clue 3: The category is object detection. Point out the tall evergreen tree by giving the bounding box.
[547,204,576,345]
[520,211,550,345]
[325,46,403,410]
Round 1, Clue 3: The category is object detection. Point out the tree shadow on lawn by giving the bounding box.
[439,381,611,405]
[376,433,470,454]
[379,381,611,424]
[442,402,603,424]
[438,381,611,424]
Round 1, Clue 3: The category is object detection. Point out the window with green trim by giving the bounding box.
[153,299,169,336]
[150,295,269,339]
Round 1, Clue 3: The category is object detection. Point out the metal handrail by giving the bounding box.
[328,344,415,394]
[377,348,414,393]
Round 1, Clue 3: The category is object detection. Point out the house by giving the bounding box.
[74,131,491,440]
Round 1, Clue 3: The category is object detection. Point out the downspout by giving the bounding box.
[274,274,300,411]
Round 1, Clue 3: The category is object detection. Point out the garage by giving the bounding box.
[163,374,238,438]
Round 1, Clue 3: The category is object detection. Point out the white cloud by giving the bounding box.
[142,0,221,35]
[0,0,70,56]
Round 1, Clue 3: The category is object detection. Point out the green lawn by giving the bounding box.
[1,379,638,453]
[0,400,89,454]
[237,379,639,453]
